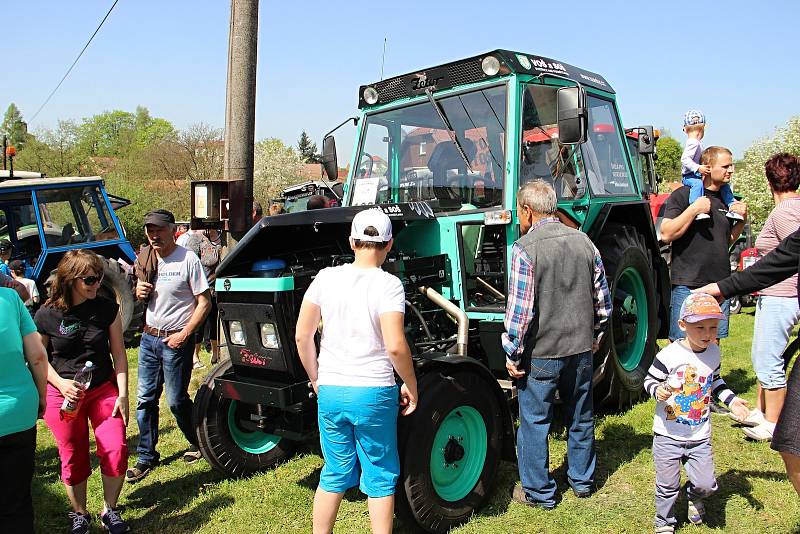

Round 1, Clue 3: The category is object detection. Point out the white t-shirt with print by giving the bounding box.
[147,246,209,331]
[304,264,405,387]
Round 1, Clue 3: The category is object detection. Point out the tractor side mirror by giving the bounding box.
[556,86,587,145]
[637,125,656,155]
[321,135,338,182]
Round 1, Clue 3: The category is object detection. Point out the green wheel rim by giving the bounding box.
[429,405,487,502]
[615,267,648,371]
[227,400,280,454]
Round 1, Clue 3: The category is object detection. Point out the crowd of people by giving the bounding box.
[1,112,798,534]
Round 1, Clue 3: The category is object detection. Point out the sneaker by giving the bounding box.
[687,499,705,525]
[743,421,775,441]
[125,462,154,483]
[695,213,711,220]
[729,408,765,427]
[572,485,594,498]
[726,210,745,221]
[655,526,674,534]
[100,508,131,533]
[511,484,555,510]
[709,400,730,415]
[183,445,203,464]
[68,511,91,534]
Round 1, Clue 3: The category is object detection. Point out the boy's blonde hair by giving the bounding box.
[684,123,705,135]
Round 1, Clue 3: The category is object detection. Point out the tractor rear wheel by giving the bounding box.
[96,258,143,344]
[397,369,502,533]
[595,224,659,410]
[193,359,293,477]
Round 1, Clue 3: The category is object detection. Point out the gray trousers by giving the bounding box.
[653,434,718,528]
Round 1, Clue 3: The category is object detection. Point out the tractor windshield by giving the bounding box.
[349,84,507,210]
[36,186,121,247]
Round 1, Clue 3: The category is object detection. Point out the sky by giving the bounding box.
[3,1,799,164]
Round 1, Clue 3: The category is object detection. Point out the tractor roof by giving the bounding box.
[0,175,103,189]
[358,49,613,109]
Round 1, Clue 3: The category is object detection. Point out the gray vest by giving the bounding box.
[517,221,597,359]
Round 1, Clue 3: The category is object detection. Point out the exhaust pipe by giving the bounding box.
[418,286,468,356]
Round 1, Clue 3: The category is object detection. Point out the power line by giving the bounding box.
[30,0,121,123]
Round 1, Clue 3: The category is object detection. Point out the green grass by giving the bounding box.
[33,311,800,533]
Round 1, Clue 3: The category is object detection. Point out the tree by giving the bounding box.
[297,131,320,163]
[735,116,800,231]
[654,135,682,185]
[254,138,304,201]
[77,110,137,157]
[1,103,28,149]
[15,120,90,176]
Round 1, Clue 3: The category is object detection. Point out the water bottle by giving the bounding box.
[60,361,93,420]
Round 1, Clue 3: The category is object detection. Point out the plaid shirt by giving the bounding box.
[502,218,612,363]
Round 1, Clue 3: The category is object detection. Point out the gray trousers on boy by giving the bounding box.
[653,434,718,528]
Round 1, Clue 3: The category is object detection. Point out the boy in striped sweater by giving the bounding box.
[644,293,749,533]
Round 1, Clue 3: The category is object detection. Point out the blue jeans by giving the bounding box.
[682,172,736,207]
[752,296,800,389]
[669,285,730,341]
[135,333,196,465]
[517,351,595,507]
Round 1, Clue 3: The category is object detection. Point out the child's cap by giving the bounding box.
[683,109,706,127]
[350,208,392,243]
[680,293,725,323]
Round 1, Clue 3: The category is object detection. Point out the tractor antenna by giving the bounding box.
[380,37,387,80]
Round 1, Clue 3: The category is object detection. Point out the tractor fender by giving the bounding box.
[588,200,671,339]
[413,352,516,462]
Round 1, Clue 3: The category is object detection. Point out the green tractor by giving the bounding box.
[193,50,670,532]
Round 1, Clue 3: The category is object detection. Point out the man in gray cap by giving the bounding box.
[126,209,211,483]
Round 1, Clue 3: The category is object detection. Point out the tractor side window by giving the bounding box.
[351,122,390,205]
[37,190,83,247]
[1,196,41,265]
[583,97,635,196]
[81,186,120,242]
[459,223,506,311]
[520,85,586,200]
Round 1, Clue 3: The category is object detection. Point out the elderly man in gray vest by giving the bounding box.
[503,180,611,509]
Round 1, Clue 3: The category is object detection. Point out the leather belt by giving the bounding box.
[143,325,182,338]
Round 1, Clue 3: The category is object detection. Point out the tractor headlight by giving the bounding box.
[481,55,501,76]
[260,323,280,350]
[363,86,379,105]
[229,321,246,345]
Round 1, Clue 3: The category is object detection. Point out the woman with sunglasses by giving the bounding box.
[34,250,130,534]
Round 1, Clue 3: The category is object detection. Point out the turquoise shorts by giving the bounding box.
[317,384,400,498]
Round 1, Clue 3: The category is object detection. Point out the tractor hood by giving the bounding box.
[216,202,436,278]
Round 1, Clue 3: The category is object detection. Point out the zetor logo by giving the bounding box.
[223,279,232,291]
[410,74,444,91]
[240,348,272,367]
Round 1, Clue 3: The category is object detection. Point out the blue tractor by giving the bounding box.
[0,170,142,340]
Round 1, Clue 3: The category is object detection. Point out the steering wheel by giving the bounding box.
[360,152,374,177]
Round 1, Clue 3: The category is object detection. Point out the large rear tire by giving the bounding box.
[193,359,293,477]
[98,258,143,344]
[595,224,659,410]
[397,369,502,533]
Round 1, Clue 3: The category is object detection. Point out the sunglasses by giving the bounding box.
[78,274,103,285]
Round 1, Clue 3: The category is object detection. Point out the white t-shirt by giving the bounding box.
[147,246,209,331]
[645,340,737,441]
[303,264,405,387]
[18,277,38,306]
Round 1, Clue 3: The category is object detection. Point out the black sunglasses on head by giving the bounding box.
[78,274,103,285]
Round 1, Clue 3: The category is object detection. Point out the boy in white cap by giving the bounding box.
[681,110,741,221]
[295,207,418,534]
[644,293,749,533]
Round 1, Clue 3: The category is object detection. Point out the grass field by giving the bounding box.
[32,311,800,533]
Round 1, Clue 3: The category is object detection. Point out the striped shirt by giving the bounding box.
[644,340,738,441]
[755,197,800,297]
[501,218,612,363]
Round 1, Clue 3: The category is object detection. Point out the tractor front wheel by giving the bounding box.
[193,359,293,477]
[397,369,502,533]
[98,258,143,344]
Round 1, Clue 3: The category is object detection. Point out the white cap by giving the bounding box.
[350,208,392,243]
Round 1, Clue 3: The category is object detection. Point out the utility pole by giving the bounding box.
[223,0,259,245]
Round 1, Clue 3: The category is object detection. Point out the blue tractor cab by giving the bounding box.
[0,172,142,339]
